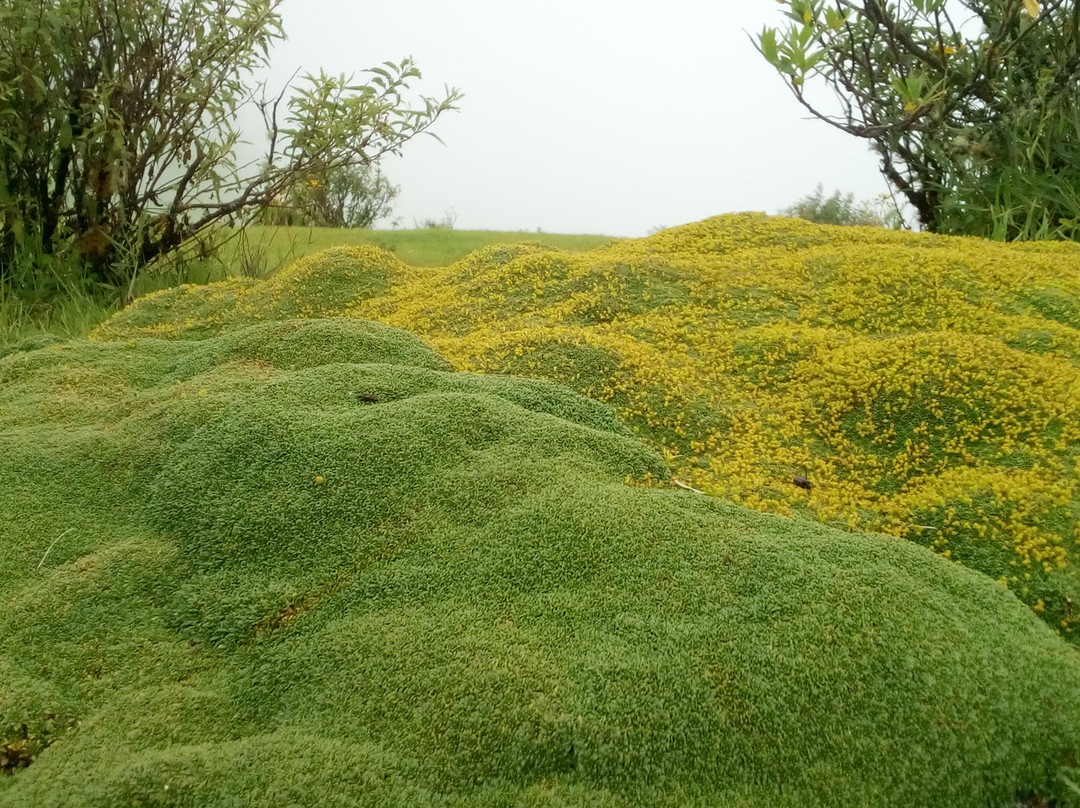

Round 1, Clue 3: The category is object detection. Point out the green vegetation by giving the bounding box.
[0,228,615,344]
[101,214,1080,643]
[267,164,401,229]
[781,184,902,228]
[0,283,113,346]
[225,226,618,272]
[759,0,1080,240]
[3,310,1080,805]
[0,0,459,292]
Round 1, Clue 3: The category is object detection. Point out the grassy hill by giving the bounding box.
[0,228,614,345]
[96,213,1080,643]
[2,313,1079,806]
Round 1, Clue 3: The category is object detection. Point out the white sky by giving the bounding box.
[261,0,891,236]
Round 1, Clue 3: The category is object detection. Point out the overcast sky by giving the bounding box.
[262,1,891,236]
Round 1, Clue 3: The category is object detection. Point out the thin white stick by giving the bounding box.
[37,528,74,569]
[672,480,704,494]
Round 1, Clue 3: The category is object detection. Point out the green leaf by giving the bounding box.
[58,119,73,150]
[759,28,780,65]
[824,7,849,31]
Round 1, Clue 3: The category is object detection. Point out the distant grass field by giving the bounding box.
[215,225,617,278]
[97,213,1080,643]
[4,316,1080,806]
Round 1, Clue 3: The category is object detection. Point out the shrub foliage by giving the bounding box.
[0,0,459,290]
[759,0,1080,240]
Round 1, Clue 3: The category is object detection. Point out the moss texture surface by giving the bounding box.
[1,308,1079,805]
[95,214,1080,641]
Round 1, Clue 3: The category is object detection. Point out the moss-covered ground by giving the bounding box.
[99,214,1080,642]
[4,217,1080,805]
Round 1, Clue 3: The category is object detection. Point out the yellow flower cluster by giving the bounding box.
[94,213,1080,636]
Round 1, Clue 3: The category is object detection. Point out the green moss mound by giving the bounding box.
[89,213,1080,640]
[92,245,400,342]
[3,317,1080,806]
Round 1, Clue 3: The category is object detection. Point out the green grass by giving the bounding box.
[3,315,1080,806]
[219,225,617,274]
[0,285,114,348]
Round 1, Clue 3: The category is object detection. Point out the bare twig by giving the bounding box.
[37,527,74,569]
[673,480,704,494]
